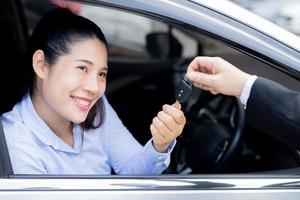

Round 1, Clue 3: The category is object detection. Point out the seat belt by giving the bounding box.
[0,117,13,177]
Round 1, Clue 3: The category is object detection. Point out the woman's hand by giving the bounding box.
[150,101,186,153]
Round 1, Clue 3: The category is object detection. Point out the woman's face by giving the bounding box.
[38,38,108,124]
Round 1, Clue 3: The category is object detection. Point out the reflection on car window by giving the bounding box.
[82,5,160,58]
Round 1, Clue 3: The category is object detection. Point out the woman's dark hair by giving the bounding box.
[25,8,107,130]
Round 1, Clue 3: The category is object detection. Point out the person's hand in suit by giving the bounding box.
[186,56,300,150]
[186,56,251,98]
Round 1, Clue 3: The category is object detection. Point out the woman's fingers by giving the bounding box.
[150,124,166,139]
[150,104,186,153]
[155,111,181,135]
[152,116,170,138]
[162,104,186,125]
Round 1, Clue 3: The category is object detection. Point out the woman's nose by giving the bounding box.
[83,74,100,94]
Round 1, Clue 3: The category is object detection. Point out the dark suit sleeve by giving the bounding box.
[245,77,300,150]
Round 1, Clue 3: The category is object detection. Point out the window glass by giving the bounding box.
[81,5,169,58]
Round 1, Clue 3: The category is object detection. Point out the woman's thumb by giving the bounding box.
[172,101,181,110]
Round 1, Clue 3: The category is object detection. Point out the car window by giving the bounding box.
[82,5,164,59]
[8,0,300,176]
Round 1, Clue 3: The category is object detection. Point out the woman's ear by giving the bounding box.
[32,50,48,79]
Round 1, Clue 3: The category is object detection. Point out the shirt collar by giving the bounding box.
[19,93,83,153]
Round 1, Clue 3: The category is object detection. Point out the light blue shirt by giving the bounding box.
[2,94,175,175]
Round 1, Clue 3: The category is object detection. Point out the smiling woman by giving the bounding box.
[1,8,186,174]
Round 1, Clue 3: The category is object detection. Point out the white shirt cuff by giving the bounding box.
[240,75,258,108]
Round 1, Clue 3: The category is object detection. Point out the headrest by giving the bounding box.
[146,32,182,59]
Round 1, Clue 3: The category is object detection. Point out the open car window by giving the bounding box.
[1,0,300,178]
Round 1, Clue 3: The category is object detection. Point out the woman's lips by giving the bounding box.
[71,96,92,111]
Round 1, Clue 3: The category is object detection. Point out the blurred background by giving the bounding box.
[230,0,300,35]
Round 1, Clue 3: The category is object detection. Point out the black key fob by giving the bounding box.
[175,78,193,103]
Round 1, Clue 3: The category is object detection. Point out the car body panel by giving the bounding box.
[1,190,300,200]
[0,176,300,200]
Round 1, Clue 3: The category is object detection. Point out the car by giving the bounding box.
[1,0,300,199]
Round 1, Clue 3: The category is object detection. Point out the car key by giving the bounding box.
[174,77,193,103]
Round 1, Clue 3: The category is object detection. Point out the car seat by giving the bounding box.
[0,0,28,176]
[146,32,182,59]
[0,0,28,114]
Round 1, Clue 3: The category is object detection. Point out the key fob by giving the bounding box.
[175,78,193,103]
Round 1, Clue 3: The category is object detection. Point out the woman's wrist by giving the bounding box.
[152,141,169,153]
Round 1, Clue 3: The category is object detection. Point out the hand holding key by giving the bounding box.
[186,56,251,97]
[150,101,185,153]
[150,78,192,153]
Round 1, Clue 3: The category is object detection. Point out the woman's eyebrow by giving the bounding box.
[76,59,93,65]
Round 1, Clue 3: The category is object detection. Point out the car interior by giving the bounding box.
[1,0,300,177]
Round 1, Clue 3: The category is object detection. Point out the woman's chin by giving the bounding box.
[70,115,88,124]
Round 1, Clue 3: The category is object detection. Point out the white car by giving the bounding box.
[0,0,300,199]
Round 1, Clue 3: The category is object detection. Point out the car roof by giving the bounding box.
[192,0,300,52]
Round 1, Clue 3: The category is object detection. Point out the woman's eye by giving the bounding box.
[99,72,107,78]
[77,65,87,72]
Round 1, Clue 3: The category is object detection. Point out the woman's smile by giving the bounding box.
[71,95,94,111]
